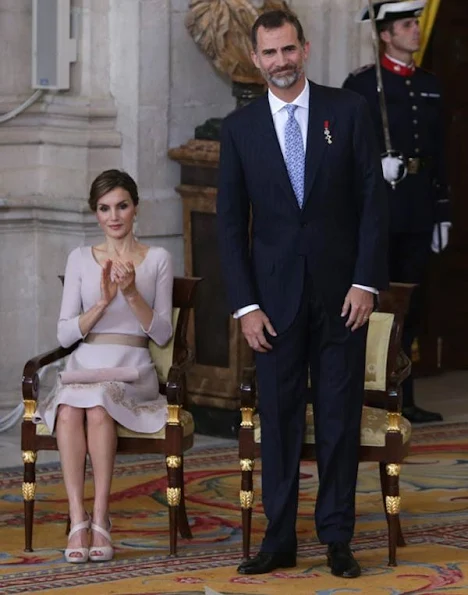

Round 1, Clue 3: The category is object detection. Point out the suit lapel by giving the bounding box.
[303,82,333,207]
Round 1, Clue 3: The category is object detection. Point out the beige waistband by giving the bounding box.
[84,333,149,348]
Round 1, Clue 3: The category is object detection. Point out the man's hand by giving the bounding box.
[240,309,277,353]
[341,286,374,331]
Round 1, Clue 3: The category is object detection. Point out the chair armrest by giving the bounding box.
[391,349,412,385]
[165,346,195,406]
[239,366,256,409]
[22,342,80,402]
[166,364,185,407]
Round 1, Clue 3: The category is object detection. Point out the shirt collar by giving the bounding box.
[381,53,416,76]
[268,79,310,115]
[384,53,413,68]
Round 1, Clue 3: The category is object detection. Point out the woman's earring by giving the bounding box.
[133,216,139,239]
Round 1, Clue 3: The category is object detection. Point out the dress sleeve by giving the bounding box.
[57,248,85,347]
[142,249,174,345]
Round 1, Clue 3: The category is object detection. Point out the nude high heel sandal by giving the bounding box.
[64,517,90,563]
[89,520,113,562]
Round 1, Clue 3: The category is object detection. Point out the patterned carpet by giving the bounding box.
[0,423,467,594]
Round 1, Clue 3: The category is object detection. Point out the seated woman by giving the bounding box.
[35,169,173,563]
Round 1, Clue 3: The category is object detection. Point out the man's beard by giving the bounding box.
[264,65,303,89]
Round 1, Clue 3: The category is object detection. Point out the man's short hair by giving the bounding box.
[251,10,305,52]
[377,20,396,36]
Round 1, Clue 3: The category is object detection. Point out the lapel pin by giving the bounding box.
[324,120,332,145]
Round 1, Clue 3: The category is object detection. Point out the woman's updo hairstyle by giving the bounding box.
[89,169,139,212]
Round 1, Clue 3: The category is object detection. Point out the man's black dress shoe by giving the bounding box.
[402,405,443,424]
[237,552,297,575]
[326,542,361,578]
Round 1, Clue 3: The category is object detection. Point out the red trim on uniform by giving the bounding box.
[381,54,416,77]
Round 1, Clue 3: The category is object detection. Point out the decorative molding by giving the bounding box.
[0,197,98,234]
[168,139,220,168]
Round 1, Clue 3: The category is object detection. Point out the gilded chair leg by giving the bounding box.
[166,453,182,556]
[395,475,406,548]
[177,459,192,539]
[397,518,406,547]
[168,505,178,556]
[379,462,390,524]
[240,458,255,561]
[22,450,37,552]
[384,463,402,567]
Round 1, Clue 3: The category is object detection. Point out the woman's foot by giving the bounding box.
[89,518,113,562]
[64,515,90,563]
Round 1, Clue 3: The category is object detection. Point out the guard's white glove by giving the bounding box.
[431,221,451,253]
[381,154,405,183]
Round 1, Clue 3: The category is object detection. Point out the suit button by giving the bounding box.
[301,222,309,228]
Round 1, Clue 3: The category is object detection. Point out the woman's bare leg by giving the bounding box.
[56,405,88,555]
[86,406,117,549]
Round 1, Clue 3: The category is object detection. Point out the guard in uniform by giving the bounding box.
[343,0,451,423]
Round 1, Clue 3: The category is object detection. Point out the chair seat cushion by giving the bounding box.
[35,409,195,439]
[253,405,411,447]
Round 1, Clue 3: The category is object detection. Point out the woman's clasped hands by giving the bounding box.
[100,259,137,306]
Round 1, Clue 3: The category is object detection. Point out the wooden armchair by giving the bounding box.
[238,283,415,567]
[21,276,201,556]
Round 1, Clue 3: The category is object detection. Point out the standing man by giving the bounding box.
[217,10,388,579]
[343,0,451,424]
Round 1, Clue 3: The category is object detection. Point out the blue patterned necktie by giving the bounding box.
[284,104,305,208]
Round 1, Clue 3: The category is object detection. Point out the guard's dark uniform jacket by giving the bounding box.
[343,56,450,233]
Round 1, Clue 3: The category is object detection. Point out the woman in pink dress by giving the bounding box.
[35,169,173,563]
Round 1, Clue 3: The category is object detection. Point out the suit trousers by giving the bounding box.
[389,232,432,408]
[255,272,368,554]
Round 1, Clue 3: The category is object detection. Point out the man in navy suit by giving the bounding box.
[217,10,388,578]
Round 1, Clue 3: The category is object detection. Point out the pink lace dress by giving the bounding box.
[34,245,173,434]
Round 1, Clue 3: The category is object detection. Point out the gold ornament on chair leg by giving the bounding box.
[385,495,401,515]
[387,412,402,433]
[386,464,401,477]
[166,456,182,469]
[22,482,36,501]
[240,407,254,428]
[23,400,37,422]
[22,451,37,464]
[167,487,181,506]
[167,405,181,425]
[240,458,255,472]
[240,490,254,509]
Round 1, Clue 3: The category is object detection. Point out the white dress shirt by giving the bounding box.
[233,81,376,319]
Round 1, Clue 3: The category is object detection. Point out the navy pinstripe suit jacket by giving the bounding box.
[217,80,389,334]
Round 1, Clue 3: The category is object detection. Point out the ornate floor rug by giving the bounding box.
[0,422,467,594]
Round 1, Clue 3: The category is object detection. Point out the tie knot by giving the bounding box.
[285,104,298,118]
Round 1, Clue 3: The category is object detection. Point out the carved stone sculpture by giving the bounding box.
[186,0,289,86]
